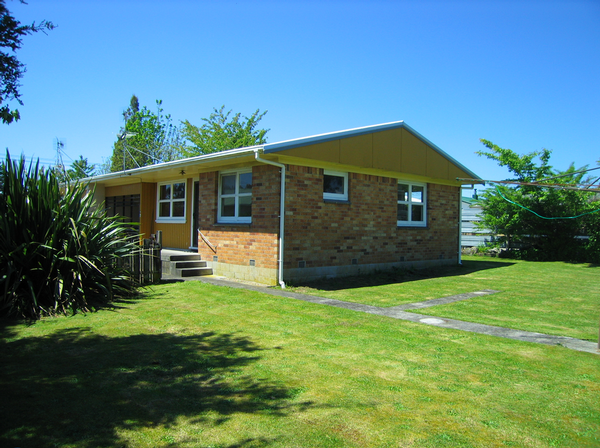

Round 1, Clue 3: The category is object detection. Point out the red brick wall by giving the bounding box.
[196,165,280,270]
[197,163,459,274]
[284,166,459,269]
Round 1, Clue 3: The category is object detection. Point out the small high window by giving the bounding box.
[157,181,186,223]
[323,170,348,201]
[397,181,426,227]
[218,170,252,223]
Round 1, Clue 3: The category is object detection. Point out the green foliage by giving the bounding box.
[110,95,184,172]
[0,0,54,124]
[0,153,139,319]
[56,155,96,182]
[181,105,269,156]
[476,140,600,261]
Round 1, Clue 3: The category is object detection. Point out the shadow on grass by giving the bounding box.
[291,257,515,291]
[0,328,313,447]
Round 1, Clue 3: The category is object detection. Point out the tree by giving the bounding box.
[56,155,96,182]
[181,106,269,156]
[476,139,598,261]
[0,0,54,124]
[109,95,184,172]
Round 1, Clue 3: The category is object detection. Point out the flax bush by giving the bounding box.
[0,154,139,319]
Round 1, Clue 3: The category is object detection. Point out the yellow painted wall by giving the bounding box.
[140,183,156,240]
[278,127,472,183]
[153,178,193,249]
[105,184,142,197]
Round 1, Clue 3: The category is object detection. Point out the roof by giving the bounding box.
[84,121,480,186]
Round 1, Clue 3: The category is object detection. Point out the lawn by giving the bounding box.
[1,258,599,448]
[289,256,600,342]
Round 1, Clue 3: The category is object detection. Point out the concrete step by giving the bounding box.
[172,260,207,269]
[176,267,213,277]
[168,254,202,262]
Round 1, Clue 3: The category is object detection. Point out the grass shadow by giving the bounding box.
[0,328,313,447]
[290,257,515,291]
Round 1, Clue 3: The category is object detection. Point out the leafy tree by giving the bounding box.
[181,105,269,156]
[56,155,96,182]
[110,95,183,172]
[0,0,54,124]
[0,152,139,319]
[476,139,598,261]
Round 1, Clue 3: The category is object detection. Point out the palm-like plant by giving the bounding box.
[0,154,139,319]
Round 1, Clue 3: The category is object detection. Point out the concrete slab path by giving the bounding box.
[167,274,599,355]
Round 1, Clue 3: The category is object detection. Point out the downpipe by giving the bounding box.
[254,149,286,288]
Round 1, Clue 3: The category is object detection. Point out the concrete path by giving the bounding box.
[169,275,599,355]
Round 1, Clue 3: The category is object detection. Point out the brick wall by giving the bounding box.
[196,163,460,283]
[196,165,280,271]
[284,166,459,270]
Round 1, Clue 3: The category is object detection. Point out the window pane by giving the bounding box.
[412,186,424,203]
[397,204,408,221]
[159,202,171,217]
[160,184,171,200]
[398,184,409,202]
[221,197,235,217]
[239,196,252,217]
[412,204,424,221]
[324,174,345,194]
[172,201,185,217]
[221,175,236,195]
[239,172,252,194]
[173,182,185,199]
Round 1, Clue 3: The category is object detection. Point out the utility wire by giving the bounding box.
[457,177,600,193]
[493,185,600,220]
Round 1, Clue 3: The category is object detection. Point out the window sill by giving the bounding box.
[323,199,351,205]
[214,222,252,227]
[156,218,186,224]
[397,223,427,229]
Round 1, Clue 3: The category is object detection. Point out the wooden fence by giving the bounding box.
[121,237,162,285]
[461,199,495,248]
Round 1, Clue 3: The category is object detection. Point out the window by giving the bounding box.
[157,181,186,223]
[397,181,426,227]
[218,170,252,223]
[323,170,348,201]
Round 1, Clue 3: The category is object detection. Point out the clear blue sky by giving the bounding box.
[3,0,599,190]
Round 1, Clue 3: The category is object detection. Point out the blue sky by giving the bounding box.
[3,0,599,191]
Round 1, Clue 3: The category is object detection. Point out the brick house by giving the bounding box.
[88,121,479,286]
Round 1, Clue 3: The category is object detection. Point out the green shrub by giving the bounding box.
[0,154,139,319]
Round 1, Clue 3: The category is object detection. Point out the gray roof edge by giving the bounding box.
[84,121,480,183]
[83,146,262,183]
[263,121,406,153]
[400,122,480,181]
[264,120,480,181]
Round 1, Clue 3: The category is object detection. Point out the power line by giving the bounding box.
[458,164,600,192]
[493,185,600,220]
[457,178,600,193]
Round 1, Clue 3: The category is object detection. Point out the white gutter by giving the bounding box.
[254,149,286,288]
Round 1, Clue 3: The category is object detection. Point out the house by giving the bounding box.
[87,121,480,286]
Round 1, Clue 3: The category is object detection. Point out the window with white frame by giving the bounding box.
[397,181,426,227]
[218,170,252,223]
[323,170,349,201]
[157,180,186,223]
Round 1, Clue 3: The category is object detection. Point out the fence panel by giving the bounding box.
[119,237,162,285]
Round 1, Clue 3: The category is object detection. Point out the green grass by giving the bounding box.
[289,256,600,342]
[1,260,600,448]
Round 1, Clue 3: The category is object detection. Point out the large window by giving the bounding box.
[397,181,426,227]
[218,170,252,223]
[323,170,349,201]
[157,181,186,223]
